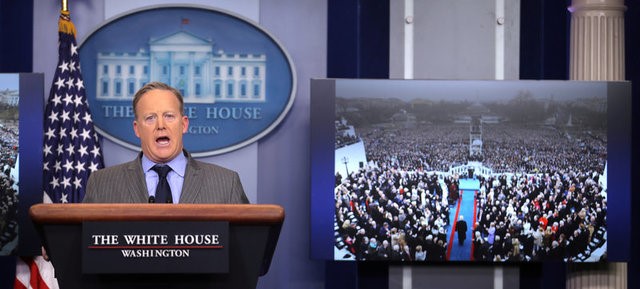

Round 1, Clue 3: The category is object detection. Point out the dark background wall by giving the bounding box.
[0,0,33,72]
[0,0,637,288]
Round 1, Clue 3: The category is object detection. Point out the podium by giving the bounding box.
[30,203,284,289]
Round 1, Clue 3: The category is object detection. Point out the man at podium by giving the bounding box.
[83,82,249,204]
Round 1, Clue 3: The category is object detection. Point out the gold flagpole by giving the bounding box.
[62,0,68,12]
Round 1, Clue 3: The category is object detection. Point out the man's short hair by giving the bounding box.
[132,81,184,118]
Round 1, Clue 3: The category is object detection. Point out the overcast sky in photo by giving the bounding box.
[336,79,608,103]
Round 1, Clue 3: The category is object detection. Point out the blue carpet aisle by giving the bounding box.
[446,178,480,261]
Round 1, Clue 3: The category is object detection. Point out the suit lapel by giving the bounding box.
[126,156,150,203]
[179,156,202,204]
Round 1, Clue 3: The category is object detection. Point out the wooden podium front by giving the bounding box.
[30,204,284,289]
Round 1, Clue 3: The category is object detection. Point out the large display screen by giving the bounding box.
[310,79,631,263]
[0,73,44,256]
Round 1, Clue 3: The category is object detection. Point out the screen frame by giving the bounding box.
[16,73,45,256]
[310,79,631,263]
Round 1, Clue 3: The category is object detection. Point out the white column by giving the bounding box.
[401,1,413,287]
[403,0,414,80]
[567,262,627,289]
[568,0,626,81]
[494,0,505,80]
[567,0,626,288]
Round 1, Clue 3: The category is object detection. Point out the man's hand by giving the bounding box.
[41,246,50,261]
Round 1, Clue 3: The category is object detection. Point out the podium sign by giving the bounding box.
[82,221,229,274]
[30,203,284,289]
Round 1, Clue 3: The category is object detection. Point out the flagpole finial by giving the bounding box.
[58,4,76,37]
[62,0,68,12]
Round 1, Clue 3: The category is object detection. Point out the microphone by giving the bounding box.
[148,195,155,203]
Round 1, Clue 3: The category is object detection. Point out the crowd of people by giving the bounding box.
[357,124,469,173]
[0,120,19,254]
[334,117,607,262]
[481,124,606,174]
[473,170,606,261]
[354,122,606,176]
[335,167,457,261]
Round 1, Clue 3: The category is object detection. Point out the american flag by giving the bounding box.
[42,12,104,204]
[15,10,103,289]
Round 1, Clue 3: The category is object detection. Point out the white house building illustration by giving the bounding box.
[96,30,267,103]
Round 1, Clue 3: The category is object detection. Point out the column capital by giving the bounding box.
[569,0,626,13]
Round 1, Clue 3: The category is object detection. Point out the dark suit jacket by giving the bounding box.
[83,152,249,204]
[456,220,468,234]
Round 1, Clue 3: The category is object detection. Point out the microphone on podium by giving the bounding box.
[148,195,155,203]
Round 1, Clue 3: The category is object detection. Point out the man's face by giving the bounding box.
[133,89,189,163]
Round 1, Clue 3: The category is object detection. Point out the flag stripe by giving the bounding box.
[15,257,56,289]
[14,258,30,289]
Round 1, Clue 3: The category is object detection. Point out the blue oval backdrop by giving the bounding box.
[79,5,296,156]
